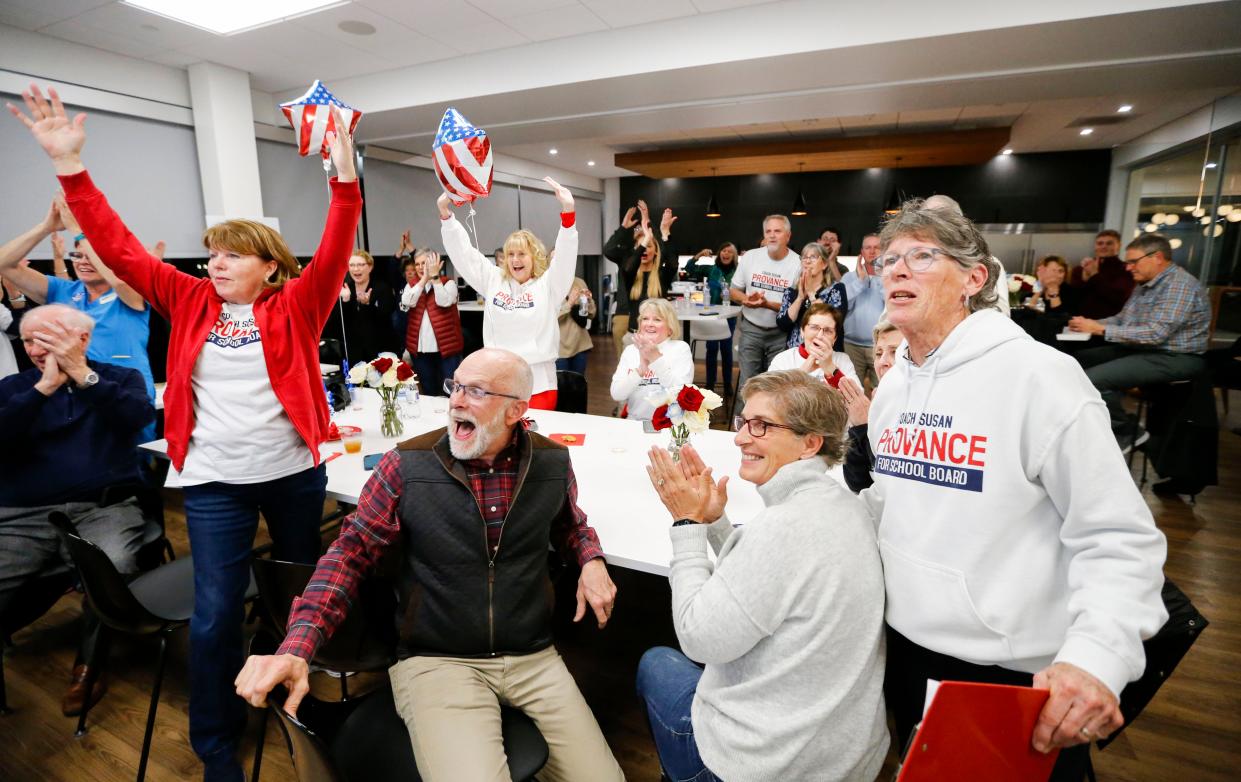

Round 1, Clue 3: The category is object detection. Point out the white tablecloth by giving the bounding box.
[141,388,845,575]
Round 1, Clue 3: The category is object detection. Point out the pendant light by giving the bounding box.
[706,167,722,218]
[791,163,808,216]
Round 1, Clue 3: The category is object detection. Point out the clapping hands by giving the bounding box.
[646,444,728,524]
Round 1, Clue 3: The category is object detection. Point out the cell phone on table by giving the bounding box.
[362,453,384,470]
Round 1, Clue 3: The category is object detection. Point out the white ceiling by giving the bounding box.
[4,0,1241,179]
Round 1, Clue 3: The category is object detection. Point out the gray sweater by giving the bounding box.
[669,457,889,781]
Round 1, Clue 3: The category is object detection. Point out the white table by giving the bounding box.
[458,301,484,312]
[674,303,740,322]
[141,389,844,576]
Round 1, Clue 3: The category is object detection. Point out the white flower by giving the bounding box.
[1008,278,1022,293]
[366,367,382,387]
[381,368,399,388]
[347,362,369,385]
[683,409,710,433]
[698,388,723,411]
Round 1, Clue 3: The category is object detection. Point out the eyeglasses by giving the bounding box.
[443,379,522,401]
[66,252,84,260]
[874,247,952,274]
[803,323,834,336]
[733,416,798,438]
[1122,250,1158,266]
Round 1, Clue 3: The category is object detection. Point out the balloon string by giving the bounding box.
[466,205,481,252]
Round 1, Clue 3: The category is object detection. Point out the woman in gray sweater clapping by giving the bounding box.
[641,370,889,781]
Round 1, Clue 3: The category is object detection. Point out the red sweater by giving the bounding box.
[60,171,363,472]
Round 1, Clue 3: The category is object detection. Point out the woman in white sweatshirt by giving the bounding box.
[638,370,889,782]
[609,298,693,421]
[867,199,1167,781]
[438,177,575,409]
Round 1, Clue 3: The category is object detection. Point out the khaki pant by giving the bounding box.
[389,646,625,782]
[844,340,878,394]
[611,314,630,354]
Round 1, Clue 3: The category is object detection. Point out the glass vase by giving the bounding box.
[379,395,404,438]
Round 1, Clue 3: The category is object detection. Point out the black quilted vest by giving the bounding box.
[393,427,568,659]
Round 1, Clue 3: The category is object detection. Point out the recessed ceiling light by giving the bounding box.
[121,0,349,36]
[1079,128,1094,136]
[338,20,376,35]
[587,160,596,166]
[549,148,558,155]
[1000,148,1013,156]
[1117,104,1133,113]
[1205,162,1218,169]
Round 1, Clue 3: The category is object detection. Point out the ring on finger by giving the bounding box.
[658,479,665,487]
[1079,727,1092,739]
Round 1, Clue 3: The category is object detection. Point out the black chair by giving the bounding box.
[252,560,548,782]
[46,511,199,782]
[555,370,588,414]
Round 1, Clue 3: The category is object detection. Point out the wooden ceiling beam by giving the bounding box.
[614,127,1011,178]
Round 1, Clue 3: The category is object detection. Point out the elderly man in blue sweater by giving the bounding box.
[841,234,886,392]
[0,303,154,716]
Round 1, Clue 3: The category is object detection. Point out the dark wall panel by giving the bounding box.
[619,150,1112,255]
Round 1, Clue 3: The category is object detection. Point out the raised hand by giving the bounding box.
[34,352,68,396]
[356,288,372,305]
[636,199,650,227]
[646,445,728,523]
[436,192,455,220]
[50,232,65,261]
[54,193,80,233]
[326,105,357,182]
[660,208,677,239]
[7,85,87,174]
[621,207,638,229]
[543,177,574,213]
[836,377,870,427]
[424,251,442,279]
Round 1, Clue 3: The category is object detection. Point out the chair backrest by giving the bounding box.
[269,689,344,782]
[45,512,166,635]
[252,559,396,673]
[554,370,588,414]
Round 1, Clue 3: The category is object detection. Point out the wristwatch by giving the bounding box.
[76,370,100,389]
[672,518,697,528]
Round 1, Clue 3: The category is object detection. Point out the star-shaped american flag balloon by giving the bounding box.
[279,80,361,161]
[433,107,493,205]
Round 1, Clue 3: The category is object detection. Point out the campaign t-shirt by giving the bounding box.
[170,303,311,486]
[731,247,800,328]
[45,276,154,400]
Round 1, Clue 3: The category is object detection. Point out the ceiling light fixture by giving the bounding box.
[1079,128,1094,136]
[1164,213,1180,225]
[121,0,348,36]
[1000,148,1013,156]
[337,20,375,35]
[706,167,722,218]
[586,160,596,167]
[1117,104,1133,113]
[548,148,558,155]
[791,163,808,216]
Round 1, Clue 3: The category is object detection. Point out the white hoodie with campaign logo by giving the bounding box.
[862,309,1167,697]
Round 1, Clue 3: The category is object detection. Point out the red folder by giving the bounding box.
[896,681,1060,782]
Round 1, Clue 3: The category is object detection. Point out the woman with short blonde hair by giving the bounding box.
[610,298,693,421]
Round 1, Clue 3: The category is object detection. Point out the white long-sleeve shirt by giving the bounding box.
[610,339,694,420]
[400,279,458,354]
[0,304,17,379]
[442,215,577,395]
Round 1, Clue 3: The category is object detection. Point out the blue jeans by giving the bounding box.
[411,351,462,401]
[704,317,736,392]
[636,647,721,782]
[182,465,327,781]
[556,352,589,375]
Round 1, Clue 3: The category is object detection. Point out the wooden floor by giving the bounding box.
[2,334,1239,781]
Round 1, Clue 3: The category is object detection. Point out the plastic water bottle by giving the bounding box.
[398,386,421,419]
[578,293,589,316]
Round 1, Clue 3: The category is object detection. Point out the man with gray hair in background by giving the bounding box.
[236,347,625,782]
[729,214,802,414]
[0,302,154,716]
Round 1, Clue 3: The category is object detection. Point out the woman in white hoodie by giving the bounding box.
[866,199,1167,781]
[438,178,575,409]
[610,298,693,421]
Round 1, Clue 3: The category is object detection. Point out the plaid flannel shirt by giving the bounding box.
[1101,263,1210,354]
[277,429,604,661]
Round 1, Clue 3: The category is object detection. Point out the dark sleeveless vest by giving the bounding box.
[393,427,568,658]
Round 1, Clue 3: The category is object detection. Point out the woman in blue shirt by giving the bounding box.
[777,241,846,351]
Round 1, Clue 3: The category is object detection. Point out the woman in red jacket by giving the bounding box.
[9,85,361,782]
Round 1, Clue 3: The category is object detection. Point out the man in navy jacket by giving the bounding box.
[0,303,154,716]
